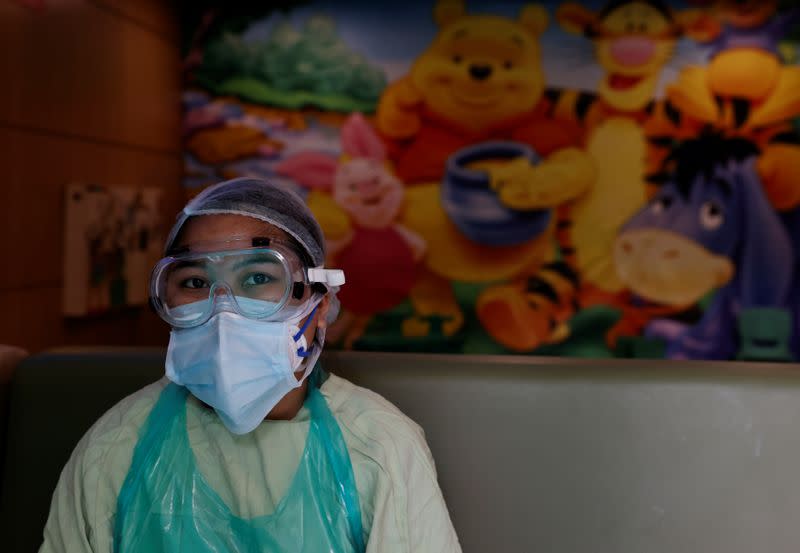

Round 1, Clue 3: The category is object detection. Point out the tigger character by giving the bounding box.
[668,0,800,130]
[556,0,698,115]
[479,261,581,352]
[640,3,800,218]
[475,0,697,352]
[374,0,596,343]
[644,111,800,213]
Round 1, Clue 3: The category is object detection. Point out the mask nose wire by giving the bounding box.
[294,304,319,358]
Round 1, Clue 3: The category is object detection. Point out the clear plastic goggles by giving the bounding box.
[150,237,344,329]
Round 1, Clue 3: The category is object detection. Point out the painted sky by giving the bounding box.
[241,0,708,96]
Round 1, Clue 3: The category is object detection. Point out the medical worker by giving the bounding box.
[40,178,461,552]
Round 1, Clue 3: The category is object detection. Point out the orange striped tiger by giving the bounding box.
[644,95,800,210]
[477,260,581,352]
[476,84,664,352]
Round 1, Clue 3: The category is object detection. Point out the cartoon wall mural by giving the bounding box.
[671,0,800,129]
[181,0,800,361]
[615,132,798,361]
[275,113,427,348]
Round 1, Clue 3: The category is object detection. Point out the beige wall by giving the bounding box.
[0,0,184,352]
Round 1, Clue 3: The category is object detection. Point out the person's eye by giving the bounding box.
[242,272,272,287]
[181,277,209,289]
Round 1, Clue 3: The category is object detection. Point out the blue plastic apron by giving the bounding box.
[113,380,365,552]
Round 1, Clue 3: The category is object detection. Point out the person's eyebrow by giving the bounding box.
[231,255,280,272]
[171,260,205,270]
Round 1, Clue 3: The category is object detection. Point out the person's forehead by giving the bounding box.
[176,214,292,247]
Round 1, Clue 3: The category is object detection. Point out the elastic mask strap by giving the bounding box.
[294,304,318,358]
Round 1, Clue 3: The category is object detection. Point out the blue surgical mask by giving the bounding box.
[165,299,320,434]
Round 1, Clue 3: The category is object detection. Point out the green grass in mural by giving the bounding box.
[348,281,627,357]
[203,77,378,113]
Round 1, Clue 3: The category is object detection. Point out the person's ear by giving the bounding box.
[317,295,331,329]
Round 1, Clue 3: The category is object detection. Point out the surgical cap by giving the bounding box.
[165,177,326,267]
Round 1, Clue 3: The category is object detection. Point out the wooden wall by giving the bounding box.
[0,0,184,353]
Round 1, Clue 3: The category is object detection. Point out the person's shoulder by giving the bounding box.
[321,373,433,463]
[320,374,462,553]
[42,380,170,552]
[323,373,419,427]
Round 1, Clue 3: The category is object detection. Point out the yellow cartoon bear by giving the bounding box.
[377,0,586,184]
[376,0,595,342]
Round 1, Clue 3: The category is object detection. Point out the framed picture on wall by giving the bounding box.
[62,183,164,317]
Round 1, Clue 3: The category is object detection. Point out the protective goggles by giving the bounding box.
[149,236,344,329]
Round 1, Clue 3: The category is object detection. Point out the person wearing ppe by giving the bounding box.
[40,178,461,553]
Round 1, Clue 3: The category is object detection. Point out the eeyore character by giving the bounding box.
[613,132,797,361]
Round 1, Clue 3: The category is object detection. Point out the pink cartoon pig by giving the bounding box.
[275,113,426,348]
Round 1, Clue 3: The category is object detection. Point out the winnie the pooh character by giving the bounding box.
[375,0,596,344]
[376,0,585,184]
